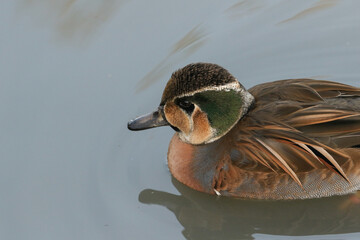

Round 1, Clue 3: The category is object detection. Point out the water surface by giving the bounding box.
[1,0,360,239]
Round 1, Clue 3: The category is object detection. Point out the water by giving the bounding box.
[1,0,359,239]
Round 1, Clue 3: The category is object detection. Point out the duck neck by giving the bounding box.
[167,134,225,194]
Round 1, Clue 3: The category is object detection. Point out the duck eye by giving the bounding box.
[179,100,191,108]
[177,99,195,114]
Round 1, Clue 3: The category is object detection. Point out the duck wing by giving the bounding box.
[235,79,360,186]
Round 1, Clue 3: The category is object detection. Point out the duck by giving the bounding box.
[128,63,360,200]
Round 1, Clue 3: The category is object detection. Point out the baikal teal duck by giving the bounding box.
[128,63,360,200]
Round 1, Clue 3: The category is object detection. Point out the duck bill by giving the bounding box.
[128,108,168,131]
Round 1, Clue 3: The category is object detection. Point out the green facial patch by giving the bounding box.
[186,90,243,136]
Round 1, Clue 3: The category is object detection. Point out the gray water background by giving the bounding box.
[1,0,360,239]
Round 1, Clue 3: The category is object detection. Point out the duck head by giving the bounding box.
[128,63,254,145]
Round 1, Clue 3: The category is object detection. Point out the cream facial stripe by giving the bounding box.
[173,81,243,100]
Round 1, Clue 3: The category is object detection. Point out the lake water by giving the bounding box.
[1,0,360,239]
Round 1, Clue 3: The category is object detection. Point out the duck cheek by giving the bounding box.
[190,107,213,144]
[164,102,191,135]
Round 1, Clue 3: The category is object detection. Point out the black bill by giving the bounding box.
[128,107,168,131]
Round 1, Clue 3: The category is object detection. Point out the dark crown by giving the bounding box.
[160,63,237,104]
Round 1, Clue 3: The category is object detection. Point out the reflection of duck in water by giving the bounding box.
[129,63,360,199]
[139,178,360,239]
